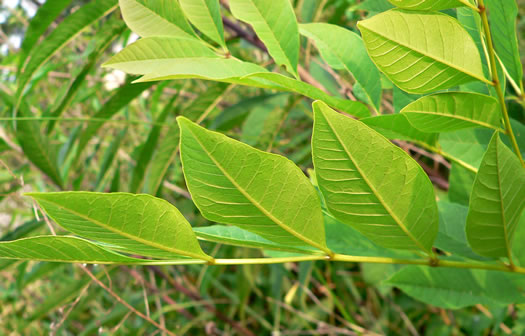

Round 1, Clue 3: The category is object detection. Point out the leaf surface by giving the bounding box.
[387,0,467,10]
[179,0,226,48]
[360,114,438,146]
[358,9,488,94]
[401,92,501,132]
[27,192,211,260]
[119,0,195,38]
[229,0,300,77]
[17,0,118,101]
[387,266,525,309]
[178,117,330,253]
[466,133,525,259]
[0,236,147,264]
[299,23,381,110]
[312,101,438,253]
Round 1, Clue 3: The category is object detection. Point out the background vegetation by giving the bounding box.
[1,0,525,335]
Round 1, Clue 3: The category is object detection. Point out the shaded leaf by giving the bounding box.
[229,0,300,77]
[299,23,381,110]
[312,101,438,253]
[119,0,195,38]
[179,0,226,48]
[466,133,525,259]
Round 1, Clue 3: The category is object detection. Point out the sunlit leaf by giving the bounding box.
[358,9,489,94]
[387,0,468,10]
[179,0,226,48]
[312,101,438,253]
[178,117,330,254]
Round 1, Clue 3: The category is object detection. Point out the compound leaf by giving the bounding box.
[312,101,438,253]
[177,117,330,254]
[358,9,489,94]
[466,133,525,259]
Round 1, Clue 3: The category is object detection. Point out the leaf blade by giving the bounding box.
[312,101,438,253]
[179,0,226,48]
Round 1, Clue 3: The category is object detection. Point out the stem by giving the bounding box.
[478,0,525,167]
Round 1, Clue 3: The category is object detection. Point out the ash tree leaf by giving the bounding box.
[358,9,490,94]
[229,0,300,78]
[466,133,525,259]
[16,104,64,188]
[17,0,73,71]
[119,0,195,38]
[299,23,381,110]
[0,236,149,264]
[75,80,155,164]
[27,192,212,261]
[312,101,438,253]
[102,36,219,75]
[194,225,322,255]
[485,0,523,92]
[387,0,469,11]
[16,0,118,103]
[387,266,525,309]
[177,117,331,254]
[401,92,502,133]
[360,113,438,147]
[179,0,226,49]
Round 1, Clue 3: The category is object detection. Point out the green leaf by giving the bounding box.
[103,36,219,75]
[299,23,381,110]
[387,0,468,10]
[16,104,64,188]
[27,192,211,261]
[177,117,330,254]
[95,128,127,190]
[485,0,523,92]
[312,101,438,253]
[439,128,493,170]
[119,0,195,38]
[401,92,502,132]
[16,0,118,102]
[360,114,438,146]
[358,9,489,94]
[435,201,484,260]
[449,163,476,205]
[179,0,226,48]
[17,0,73,70]
[75,80,155,164]
[132,63,370,118]
[129,97,175,193]
[194,225,321,254]
[229,0,300,77]
[466,133,525,259]
[387,266,525,309]
[0,236,148,264]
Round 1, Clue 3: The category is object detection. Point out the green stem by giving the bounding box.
[478,0,525,167]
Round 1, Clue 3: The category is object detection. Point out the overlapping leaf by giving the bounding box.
[119,0,195,38]
[27,192,211,260]
[299,23,381,110]
[360,114,438,146]
[229,0,300,77]
[178,117,330,253]
[466,133,525,259]
[358,9,489,94]
[0,236,146,264]
[387,0,468,10]
[179,0,226,48]
[312,101,438,253]
[401,92,502,132]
